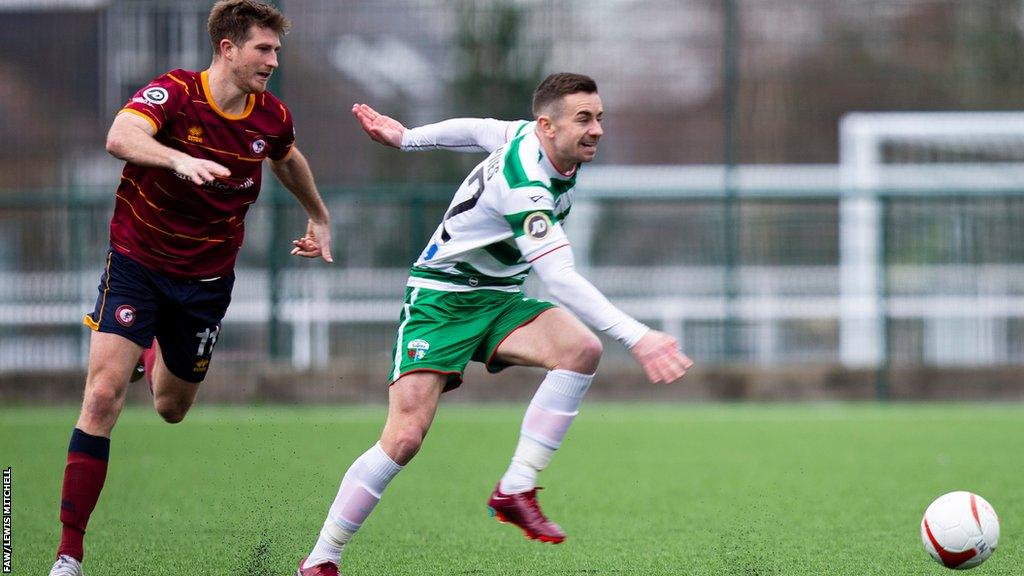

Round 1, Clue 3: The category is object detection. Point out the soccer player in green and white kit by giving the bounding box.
[297,73,693,576]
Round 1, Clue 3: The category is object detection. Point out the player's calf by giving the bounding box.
[150,364,200,424]
[152,387,196,423]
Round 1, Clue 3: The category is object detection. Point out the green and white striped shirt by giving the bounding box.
[407,121,580,293]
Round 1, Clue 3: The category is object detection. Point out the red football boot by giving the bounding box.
[487,484,566,543]
[296,556,339,576]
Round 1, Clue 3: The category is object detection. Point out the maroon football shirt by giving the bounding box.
[110,69,295,278]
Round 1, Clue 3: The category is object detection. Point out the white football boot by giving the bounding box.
[48,555,83,576]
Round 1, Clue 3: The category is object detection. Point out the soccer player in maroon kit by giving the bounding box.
[49,2,332,575]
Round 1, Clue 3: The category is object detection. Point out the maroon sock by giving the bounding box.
[57,428,110,561]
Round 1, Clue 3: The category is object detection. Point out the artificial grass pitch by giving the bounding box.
[5,404,1020,575]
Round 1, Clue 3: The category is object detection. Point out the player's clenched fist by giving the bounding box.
[629,330,694,384]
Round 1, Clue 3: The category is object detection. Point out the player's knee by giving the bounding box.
[388,425,427,464]
[154,398,190,424]
[562,332,603,373]
[80,378,126,430]
[156,407,188,424]
[83,378,126,414]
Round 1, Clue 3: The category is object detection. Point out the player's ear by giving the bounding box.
[218,38,235,60]
[536,115,556,138]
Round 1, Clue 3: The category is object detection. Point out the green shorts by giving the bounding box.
[388,286,556,391]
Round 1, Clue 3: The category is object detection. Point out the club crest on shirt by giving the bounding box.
[406,339,430,361]
[251,137,267,155]
[524,212,552,240]
[188,125,203,143]
[141,86,169,105]
[115,305,136,327]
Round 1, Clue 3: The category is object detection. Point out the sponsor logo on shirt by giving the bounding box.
[407,339,430,361]
[141,86,169,105]
[524,212,552,240]
[171,172,256,191]
[115,305,136,327]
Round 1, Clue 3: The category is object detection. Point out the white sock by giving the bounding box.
[499,369,593,494]
[306,442,403,568]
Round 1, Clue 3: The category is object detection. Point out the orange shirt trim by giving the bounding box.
[118,108,159,133]
[201,70,255,120]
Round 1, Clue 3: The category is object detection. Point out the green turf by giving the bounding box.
[4,403,1020,575]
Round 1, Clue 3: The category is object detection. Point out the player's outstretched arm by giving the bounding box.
[269,146,333,263]
[352,102,523,154]
[529,241,693,384]
[106,112,230,185]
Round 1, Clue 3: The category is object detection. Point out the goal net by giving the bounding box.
[840,112,1024,367]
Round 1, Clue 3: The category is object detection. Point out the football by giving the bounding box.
[921,491,1000,569]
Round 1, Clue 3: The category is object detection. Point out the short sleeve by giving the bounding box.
[118,71,189,133]
[268,100,295,161]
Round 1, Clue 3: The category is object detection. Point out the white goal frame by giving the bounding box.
[839,112,1024,367]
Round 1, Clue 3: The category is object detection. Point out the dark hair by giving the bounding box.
[208,0,290,57]
[531,73,598,118]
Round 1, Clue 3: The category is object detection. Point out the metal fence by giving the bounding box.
[3,1,1024,382]
[4,167,1024,376]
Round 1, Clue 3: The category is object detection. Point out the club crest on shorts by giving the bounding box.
[115,304,136,327]
[524,212,552,240]
[406,339,430,361]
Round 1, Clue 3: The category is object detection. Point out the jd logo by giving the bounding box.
[524,212,551,240]
[142,86,169,105]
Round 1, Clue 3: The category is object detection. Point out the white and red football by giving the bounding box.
[921,491,1000,570]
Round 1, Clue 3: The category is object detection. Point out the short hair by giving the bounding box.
[531,73,599,118]
[208,0,291,57]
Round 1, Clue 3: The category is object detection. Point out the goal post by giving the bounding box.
[839,112,1024,368]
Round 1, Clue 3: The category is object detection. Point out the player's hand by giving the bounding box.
[352,103,405,148]
[629,330,694,384]
[290,218,334,263]
[171,155,230,185]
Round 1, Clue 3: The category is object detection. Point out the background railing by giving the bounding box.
[4,1,1024,399]
[5,165,1024,380]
